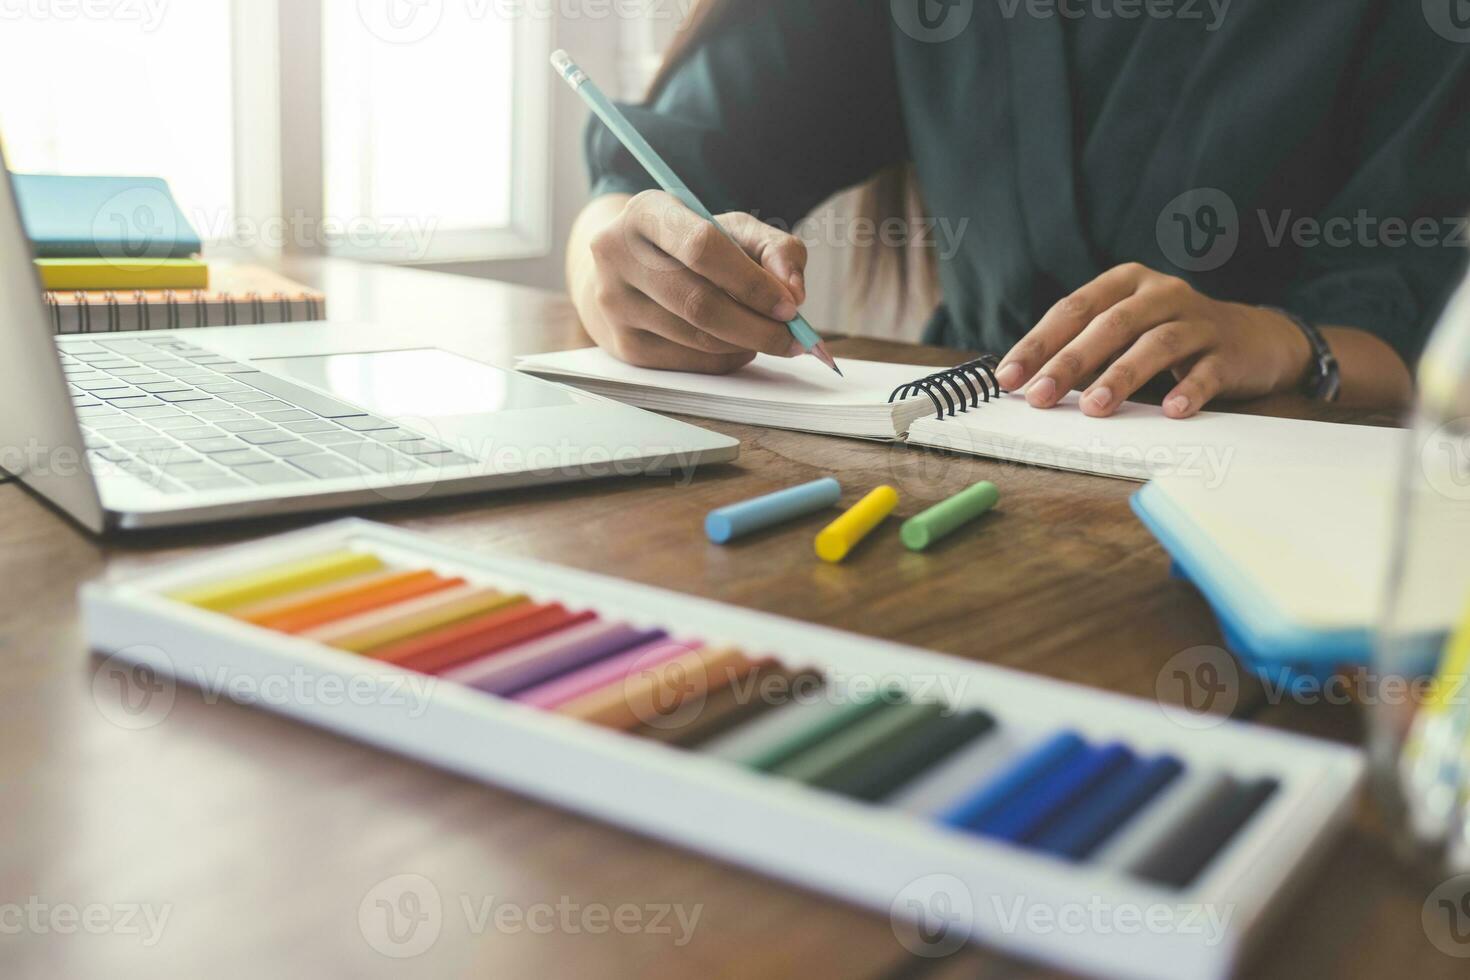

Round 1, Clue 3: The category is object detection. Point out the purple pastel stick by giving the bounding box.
[441,620,667,697]
[513,638,702,710]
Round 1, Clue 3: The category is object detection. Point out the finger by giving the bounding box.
[996,263,1150,391]
[1027,292,1177,409]
[1161,355,1228,419]
[629,192,799,321]
[611,327,756,375]
[1079,322,1214,417]
[622,262,800,358]
[718,212,809,305]
[611,286,752,356]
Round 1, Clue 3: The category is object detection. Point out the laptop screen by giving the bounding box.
[0,150,105,531]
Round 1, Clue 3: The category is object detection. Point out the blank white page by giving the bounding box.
[909,392,1407,483]
[517,348,945,409]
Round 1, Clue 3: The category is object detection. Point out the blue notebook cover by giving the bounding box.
[1131,482,1377,681]
[13,174,202,260]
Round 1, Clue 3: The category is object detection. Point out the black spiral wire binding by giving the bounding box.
[887,355,1003,419]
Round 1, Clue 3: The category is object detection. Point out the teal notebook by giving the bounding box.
[13,174,202,259]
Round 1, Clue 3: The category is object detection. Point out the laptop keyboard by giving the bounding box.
[59,336,478,496]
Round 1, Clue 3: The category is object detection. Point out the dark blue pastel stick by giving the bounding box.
[1032,754,1185,861]
[971,743,1134,843]
[936,731,1086,830]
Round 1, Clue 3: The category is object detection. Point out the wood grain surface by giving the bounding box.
[1,258,1459,979]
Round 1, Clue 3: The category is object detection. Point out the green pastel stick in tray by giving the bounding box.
[771,700,943,785]
[901,481,1000,551]
[701,692,894,773]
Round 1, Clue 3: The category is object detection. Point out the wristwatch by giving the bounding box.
[1264,307,1341,403]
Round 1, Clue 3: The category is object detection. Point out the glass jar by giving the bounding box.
[1372,275,1470,872]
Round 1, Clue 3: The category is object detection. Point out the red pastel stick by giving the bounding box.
[374,603,594,675]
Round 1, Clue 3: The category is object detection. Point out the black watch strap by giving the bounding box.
[1265,307,1341,403]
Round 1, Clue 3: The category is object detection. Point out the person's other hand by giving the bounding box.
[996,263,1313,418]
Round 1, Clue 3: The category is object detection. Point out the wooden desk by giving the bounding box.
[1,258,1454,978]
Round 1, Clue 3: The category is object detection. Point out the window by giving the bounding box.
[0,0,551,264]
[0,2,237,234]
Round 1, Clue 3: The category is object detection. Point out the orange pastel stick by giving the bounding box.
[557,647,753,731]
[257,570,462,634]
[372,603,595,674]
[230,569,397,622]
[300,584,522,653]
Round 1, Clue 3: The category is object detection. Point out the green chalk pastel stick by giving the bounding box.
[771,700,943,785]
[901,481,1000,551]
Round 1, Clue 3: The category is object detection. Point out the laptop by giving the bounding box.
[0,158,739,533]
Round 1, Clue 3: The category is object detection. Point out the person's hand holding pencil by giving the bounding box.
[555,50,841,377]
[572,190,813,374]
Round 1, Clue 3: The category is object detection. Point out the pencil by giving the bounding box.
[551,49,842,378]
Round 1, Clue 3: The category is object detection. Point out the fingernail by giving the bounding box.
[996,362,1024,390]
[1166,395,1191,416]
[786,339,806,357]
[773,300,798,322]
[1027,376,1058,407]
[1085,387,1114,413]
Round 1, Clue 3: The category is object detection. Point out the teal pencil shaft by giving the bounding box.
[902,482,1000,551]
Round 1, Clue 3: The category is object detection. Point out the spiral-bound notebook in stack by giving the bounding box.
[516,347,1404,481]
[45,264,327,334]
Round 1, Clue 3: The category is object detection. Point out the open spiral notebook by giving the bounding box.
[516,348,1405,482]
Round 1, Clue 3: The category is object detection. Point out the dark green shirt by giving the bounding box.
[586,0,1470,365]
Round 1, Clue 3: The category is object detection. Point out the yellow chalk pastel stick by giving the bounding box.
[169,551,384,612]
[815,486,899,563]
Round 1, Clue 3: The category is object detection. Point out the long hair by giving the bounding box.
[646,1,935,312]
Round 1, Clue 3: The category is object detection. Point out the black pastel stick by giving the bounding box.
[813,710,997,802]
[1130,777,1280,889]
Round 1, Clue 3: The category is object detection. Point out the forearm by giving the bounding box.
[1321,326,1415,411]
[1246,306,1415,410]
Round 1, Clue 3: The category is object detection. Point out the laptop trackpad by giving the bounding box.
[253,348,575,419]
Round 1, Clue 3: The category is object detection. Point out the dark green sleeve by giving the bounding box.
[584,0,905,228]
[1283,6,1470,366]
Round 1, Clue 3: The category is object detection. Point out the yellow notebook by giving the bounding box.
[35,257,209,291]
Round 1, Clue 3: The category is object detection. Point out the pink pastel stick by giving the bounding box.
[513,638,702,711]
[441,620,655,696]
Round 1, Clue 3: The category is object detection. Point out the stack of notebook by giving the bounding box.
[516,347,1406,481]
[17,174,208,289]
[15,174,326,332]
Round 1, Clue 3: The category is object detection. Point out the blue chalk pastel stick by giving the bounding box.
[973,742,1134,844]
[937,731,1086,830]
[706,478,842,544]
[1033,754,1185,861]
